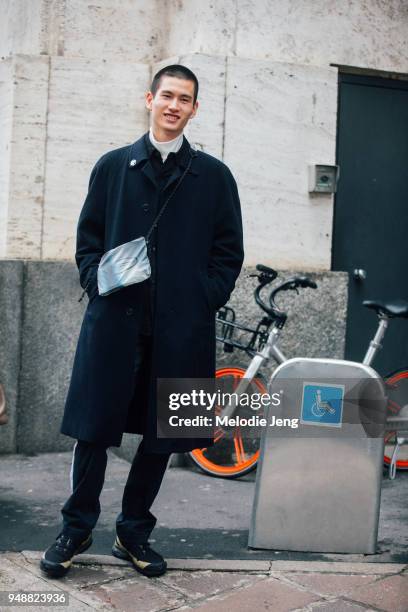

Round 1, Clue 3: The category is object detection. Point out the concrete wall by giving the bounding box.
[0,0,165,61]
[0,58,13,255]
[62,0,165,62]
[216,268,348,375]
[6,55,49,259]
[0,261,24,454]
[224,58,338,269]
[42,57,149,259]
[0,1,407,268]
[0,0,45,57]
[0,260,347,455]
[165,0,408,73]
[16,261,84,454]
[2,51,338,268]
[3,1,406,73]
[156,53,337,270]
[0,55,149,259]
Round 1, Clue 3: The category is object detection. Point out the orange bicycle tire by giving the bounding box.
[189,366,268,478]
[384,368,408,470]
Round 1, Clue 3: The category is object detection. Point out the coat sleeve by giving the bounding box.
[75,159,106,300]
[207,166,244,310]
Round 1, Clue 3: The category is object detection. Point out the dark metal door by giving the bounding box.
[332,73,408,375]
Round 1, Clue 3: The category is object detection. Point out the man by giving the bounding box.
[40,65,244,579]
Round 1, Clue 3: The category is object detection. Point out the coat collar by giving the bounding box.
[127,132,198,186]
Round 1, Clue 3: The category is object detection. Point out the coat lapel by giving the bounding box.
[141,161,158,189]
[162,136,198,192]
[162,165,183,193]
[127,133,198,192]
[127,134,158,189]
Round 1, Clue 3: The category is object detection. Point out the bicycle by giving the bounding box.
[188,264,408,479]
[189,264,316,478]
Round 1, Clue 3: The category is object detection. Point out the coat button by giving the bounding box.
[142,203,149,212]
[126,307,134,315]
[129,159,137,167]
[151,245,156,252]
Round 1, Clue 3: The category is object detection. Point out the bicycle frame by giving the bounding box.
[220,297,407,479]
[220,324,286,419]
[221,298,396,420]
[193,266,407,480]
[362,316,388,366]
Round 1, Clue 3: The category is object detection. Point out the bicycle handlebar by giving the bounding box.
[271,277,318,295]
[251,266,317,327]
[256,264,278,278]
[269,277,317,326]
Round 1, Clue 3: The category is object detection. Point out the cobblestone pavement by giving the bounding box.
[0,551,407,611]
[1,451,407,610]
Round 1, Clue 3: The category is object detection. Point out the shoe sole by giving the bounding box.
[112,543,167,577]
[40,536,93,578]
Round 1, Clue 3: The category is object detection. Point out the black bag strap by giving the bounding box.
[145,152,193,243]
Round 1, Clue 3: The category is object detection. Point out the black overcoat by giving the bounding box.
[61,134,244,452]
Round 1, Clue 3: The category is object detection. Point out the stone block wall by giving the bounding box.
[3,1,407,73]
[0,48,350,267]
[223,58,338,269]
[0,58,13,250]
[216,268,348,379]
[16,261,84,453]
[5,56,49,259]
[0,261,24,454]
[43,57,149,259]
[0,0,166,61]
[1,1,407,267]
[164,0,408,72]
[0,55,149,259]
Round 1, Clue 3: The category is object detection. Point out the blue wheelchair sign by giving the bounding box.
[301,382,344,427]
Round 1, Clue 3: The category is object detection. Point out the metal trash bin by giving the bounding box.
[249,357,387,554]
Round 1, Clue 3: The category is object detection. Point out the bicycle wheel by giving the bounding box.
[384,368,408,470]
[188,366,268,479]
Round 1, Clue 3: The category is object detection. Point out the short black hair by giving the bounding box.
[150,64,199,104]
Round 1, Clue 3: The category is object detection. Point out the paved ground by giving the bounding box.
[0,452,407,562]
[0,552,407,611]
[0,452,407,610]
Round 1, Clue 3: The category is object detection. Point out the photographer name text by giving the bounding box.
[167,414,299,428]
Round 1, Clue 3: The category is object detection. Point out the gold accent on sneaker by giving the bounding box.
[115,537,151,570]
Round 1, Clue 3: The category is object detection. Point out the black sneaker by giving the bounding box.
[112,536,167,577]
[40,533,92,578]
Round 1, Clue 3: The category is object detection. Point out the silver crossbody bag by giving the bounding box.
[97,154,192,297]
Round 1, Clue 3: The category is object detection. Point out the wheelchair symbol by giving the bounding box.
[311,389,336,418]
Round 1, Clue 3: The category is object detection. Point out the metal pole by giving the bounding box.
[362,317,388,366]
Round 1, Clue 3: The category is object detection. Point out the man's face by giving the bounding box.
[145,76,198,141]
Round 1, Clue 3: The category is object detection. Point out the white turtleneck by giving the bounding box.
[149,128,183,162]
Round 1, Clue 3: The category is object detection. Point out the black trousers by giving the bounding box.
[61,439,170,543]
[61,332,170,544]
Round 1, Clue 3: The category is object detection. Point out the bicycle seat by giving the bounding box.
[363,299,408,318]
